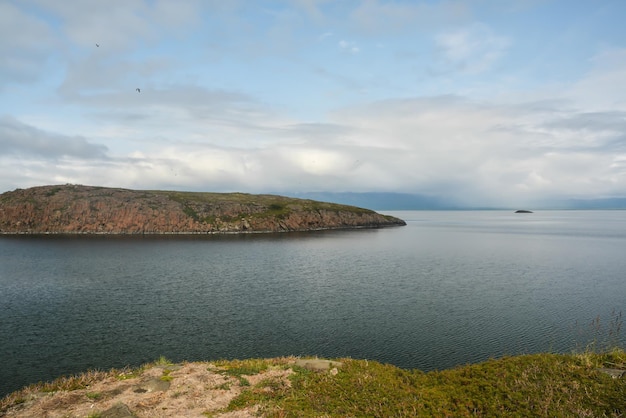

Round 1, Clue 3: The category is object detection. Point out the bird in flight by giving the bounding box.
[96,43,99,47]
[136,88,141,93]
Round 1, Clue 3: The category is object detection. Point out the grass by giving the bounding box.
[159,189,380,227]
[154,355,173,366]
[216,351,626,417]
[160,190,377,218]
[577,309,624,353]
[85,391,102,400]
[212,358,272,376]
[160,369,174,382]
[36,370,111,393]
[0,369,113,413]
[3,351,625,416]
[0,357,176,412]
[45,186,62,197]
[211,358,278,387]
[181,204,199,221]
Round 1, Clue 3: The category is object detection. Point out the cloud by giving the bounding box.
[338,40,360,54]
[20,0,203,49]
[0,2,56,87]
[568,48,626,110]
[537,111,626,152]
[0,116,108,159]
[2,0,626,208]
[290,0,334,22]
[51,84,270,152]
[318,31,333,41]
[434,22,510,74]
[312,66,365,92]
[328,95,626,204]
[0,0,207,93]
[349,0,470,34]
[3,90,626,206]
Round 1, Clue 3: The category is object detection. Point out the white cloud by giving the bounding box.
[318,31,333,41]
[568,48,626,110]
[0,116,108,159]
[20,0,203,49]
[328,95,626,204]
[349,0,470,34]
[338,40,360,54]
[290,0,334,21]
[0,2,56,87]
[2,0,626,208]
[434,23,510,74]
[3,89,626,206]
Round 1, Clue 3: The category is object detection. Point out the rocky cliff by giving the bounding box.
[0,185,405,234]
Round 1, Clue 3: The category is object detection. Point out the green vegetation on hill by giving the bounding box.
[160,190,375,214]
[2,350,625,417]
[161,189,377,222]
[224,352,626,417]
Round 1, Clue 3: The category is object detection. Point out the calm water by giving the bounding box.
[1,210,625,397]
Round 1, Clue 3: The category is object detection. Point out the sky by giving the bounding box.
[2,0,626,207]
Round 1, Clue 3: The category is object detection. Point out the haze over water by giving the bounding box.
[1,210,625,397]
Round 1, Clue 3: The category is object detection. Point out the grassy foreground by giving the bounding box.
[2,350,625,417]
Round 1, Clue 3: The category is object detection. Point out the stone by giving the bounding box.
[100,402,137,418]
[133,377,171,393]
[598,368,626,379]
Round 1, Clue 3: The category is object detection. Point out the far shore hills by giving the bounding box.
[0,184,406,235]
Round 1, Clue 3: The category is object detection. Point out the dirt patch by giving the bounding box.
[2,358,300,418]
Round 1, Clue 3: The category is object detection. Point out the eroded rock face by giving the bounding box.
[0,185,406,234]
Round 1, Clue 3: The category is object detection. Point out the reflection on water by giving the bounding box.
[1,210,625,397]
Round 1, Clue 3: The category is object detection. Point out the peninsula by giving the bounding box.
[0,184,405,234]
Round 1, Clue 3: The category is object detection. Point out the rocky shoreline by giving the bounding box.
[0,185,405,234]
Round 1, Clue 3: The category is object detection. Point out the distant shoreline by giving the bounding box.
[0,223,403,235]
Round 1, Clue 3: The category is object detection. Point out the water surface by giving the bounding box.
[1,210,625,397]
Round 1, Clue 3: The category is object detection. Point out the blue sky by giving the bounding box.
[2,0,626,207]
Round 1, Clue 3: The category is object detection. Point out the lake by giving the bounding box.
[1,210,625,397]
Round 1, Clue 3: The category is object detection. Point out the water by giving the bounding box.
[1,210,625,397]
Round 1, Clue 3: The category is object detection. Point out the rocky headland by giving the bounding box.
[0,184,405,234]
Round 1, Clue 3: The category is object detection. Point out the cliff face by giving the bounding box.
[0,185,405,234]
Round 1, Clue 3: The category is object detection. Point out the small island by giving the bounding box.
[0,184,406,234]
[515,209,533,213]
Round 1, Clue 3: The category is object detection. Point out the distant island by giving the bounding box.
[0,185,406,234]
[515,210,533,213]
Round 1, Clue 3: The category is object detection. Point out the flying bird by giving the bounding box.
[136,88,141,93]
[96,43,99,47]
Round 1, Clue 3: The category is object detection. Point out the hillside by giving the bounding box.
[0,185,405,234]
[2,352,625,417]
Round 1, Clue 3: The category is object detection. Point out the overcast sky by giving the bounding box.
[2,0,626,207]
